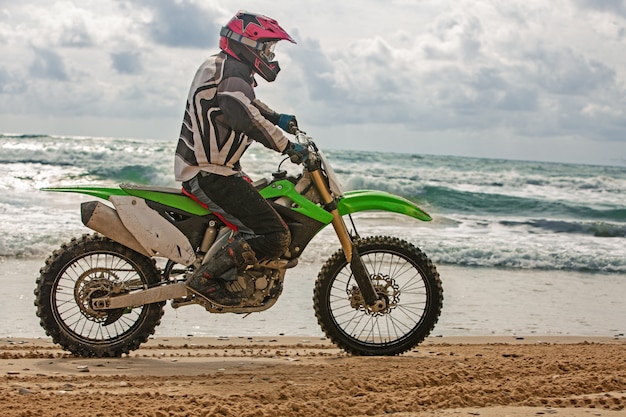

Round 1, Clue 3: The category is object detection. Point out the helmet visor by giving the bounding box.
[261,41,277,61]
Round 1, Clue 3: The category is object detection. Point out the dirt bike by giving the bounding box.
[35,129,443,357]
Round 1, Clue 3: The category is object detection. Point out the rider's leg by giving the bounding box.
[183,172,290,299]
[184,234,257,299]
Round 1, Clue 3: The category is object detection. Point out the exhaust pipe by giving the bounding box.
[81,201,152,258]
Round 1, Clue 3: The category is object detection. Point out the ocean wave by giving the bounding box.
[423,236,626,273]
[0,133,50,139]
[0,158,76,167]
[341,179,626,223]
[1,133,625,275]
[87,165,163,185]
[499,219,626,237]
[431,248,626,273]
[403,186,625,223]
[1,135,176,189]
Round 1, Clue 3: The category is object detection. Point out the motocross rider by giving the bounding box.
[174,11,308,304]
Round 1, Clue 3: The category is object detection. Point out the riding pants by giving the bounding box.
[183,171,290,260]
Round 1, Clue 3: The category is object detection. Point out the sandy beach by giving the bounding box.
[0,336,625,416]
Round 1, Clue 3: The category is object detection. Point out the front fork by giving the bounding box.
[309,170,385,311]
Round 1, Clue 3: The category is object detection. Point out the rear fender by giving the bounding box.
[110,196,196,266]
[42,185,211,217]
[337,190,432,222]
[41,186,128,200]
[81,201,152,258]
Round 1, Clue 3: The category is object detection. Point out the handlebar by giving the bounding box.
[284,124,317,166]
[286,120,299,135]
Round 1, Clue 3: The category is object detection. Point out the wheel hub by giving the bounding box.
[74,268,121,321]
[348,274,400,316]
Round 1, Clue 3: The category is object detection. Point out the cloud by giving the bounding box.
[0,67,26,95]
[140,0,222,48]
[1,0,626,164]
[287,34,343,103]
[524,46,615,95]
[572,0,626,17]
[58,14,93,47]
[28,47,69,81]
[111,51,143,75]
[422,13,483,61]
[279,4,626,146]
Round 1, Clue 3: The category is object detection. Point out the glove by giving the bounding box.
[283,141,309,165]
[278,114,298,134]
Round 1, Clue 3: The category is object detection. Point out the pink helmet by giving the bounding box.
[220,11,296,82]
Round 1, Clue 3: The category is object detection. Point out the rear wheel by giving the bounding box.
[35,234,165,357]
[314,236,442,356]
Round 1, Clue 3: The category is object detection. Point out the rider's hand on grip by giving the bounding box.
[278,114,298,134]
[286,119,299,135]
[283,141,309,165]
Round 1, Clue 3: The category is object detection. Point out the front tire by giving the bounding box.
[34,234,165,357]
[314,236,443,356]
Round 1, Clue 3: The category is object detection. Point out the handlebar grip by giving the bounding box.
[286,120,299,135]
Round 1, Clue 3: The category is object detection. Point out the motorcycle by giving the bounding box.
[35,129,443,357]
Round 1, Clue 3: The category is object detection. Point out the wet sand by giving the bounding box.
[1,336,624,417]
[3,258,626,339]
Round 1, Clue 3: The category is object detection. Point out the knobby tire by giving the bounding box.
[34,234,165,357]
[314,236,443,356]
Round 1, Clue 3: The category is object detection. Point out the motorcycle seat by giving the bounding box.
[120,184,184,196]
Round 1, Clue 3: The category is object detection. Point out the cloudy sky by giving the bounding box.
[1,0,626,165]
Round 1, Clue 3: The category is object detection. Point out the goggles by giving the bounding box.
[260,41,277,61]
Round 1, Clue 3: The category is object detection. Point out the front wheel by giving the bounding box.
[35,234,165,357]
[314,236,443,356]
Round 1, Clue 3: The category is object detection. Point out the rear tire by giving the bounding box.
[34,234,165,357]
[314,236,442,356]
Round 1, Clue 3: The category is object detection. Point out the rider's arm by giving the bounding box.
[253,99,297,133]
[217,74,289,153]
[251,99,280,125]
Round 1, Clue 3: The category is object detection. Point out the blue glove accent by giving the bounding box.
[278,114,297,131]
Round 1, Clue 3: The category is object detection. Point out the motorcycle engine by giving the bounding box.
[217,268,282,307]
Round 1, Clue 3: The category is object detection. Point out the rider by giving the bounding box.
[174,11,309,303]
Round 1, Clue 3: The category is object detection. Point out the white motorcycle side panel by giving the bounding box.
[109,196,196,266]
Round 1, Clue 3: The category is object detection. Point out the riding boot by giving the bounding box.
[185,237,258,304]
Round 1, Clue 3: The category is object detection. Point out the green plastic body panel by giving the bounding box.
[338,190,432,222]
[259,180,334,224]
[42,184,431,223]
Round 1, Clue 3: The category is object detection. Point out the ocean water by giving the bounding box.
[1,133,625,273]
[1,133,625,339]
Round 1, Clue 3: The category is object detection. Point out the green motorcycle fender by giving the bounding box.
[41,185,128,200]
[337,190,432,222]
[41,185,212,217]
[260,182,431,223]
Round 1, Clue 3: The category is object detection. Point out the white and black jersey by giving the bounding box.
[175,52,290,182]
